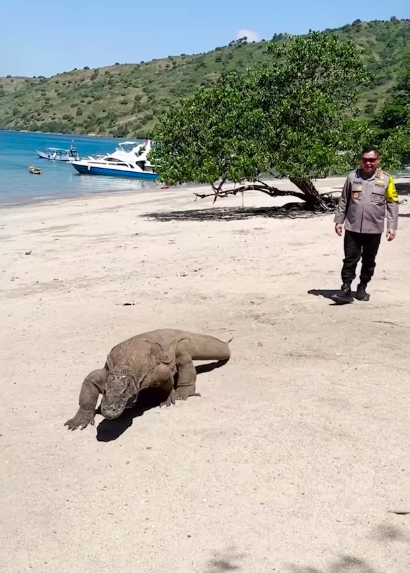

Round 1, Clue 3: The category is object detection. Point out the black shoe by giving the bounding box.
[356,284,370,301]
[332,284,354,304]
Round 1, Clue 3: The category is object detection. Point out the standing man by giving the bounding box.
[333,146,399,304]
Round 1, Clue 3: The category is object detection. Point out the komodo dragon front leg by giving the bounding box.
[173,344,201,402]
[65,368,107,430]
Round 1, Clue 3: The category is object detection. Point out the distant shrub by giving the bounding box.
[84,66,90,70]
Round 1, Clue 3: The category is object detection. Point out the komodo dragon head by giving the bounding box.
[100,370,138,420]
[100,339,175,420]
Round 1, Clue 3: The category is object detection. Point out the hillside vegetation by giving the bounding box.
[1,18,409,137]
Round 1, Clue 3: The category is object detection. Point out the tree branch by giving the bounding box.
[210,176,227,203]
[193,183,306,202]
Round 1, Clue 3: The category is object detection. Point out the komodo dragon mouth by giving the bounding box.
[100,373,138,420]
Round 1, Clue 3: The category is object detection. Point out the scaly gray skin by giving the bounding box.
[65,329,231,431]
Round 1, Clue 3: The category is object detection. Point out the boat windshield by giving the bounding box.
[118,141,141,152]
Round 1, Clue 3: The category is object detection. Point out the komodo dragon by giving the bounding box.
[65,328,231,431]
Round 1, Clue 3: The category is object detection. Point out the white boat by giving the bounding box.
[70,140,158,180]
[36,142,79,161]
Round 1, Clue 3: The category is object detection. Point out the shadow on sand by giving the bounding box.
[142,182,409,224]
[307,289,357,306]
[288,521,410,572]
[96,360,228,442]
[142,203,324,223]
[205,548,246,572]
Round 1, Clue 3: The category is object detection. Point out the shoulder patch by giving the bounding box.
[386,176,399,203]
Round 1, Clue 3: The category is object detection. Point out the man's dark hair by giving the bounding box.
[361,146,380,157]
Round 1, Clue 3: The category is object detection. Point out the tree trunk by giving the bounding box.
[289,177,329,212]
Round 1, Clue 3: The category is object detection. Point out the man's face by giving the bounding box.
[361,151,380,175]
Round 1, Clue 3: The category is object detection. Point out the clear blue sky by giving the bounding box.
[1,0,409,77]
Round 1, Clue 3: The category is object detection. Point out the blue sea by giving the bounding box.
[0,130,157,204]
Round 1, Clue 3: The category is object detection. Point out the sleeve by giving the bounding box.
[386,176,399,230]
[334,176,351,224]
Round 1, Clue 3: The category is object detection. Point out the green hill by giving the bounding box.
[1,18,409,137]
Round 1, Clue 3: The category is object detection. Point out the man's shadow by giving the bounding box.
[96,361,228,442]
[308,289,354,305]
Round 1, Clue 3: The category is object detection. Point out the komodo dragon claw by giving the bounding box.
[64,411,95,431]
[159,388,176,408]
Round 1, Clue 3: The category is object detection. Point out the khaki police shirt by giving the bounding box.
[334,169,399,234]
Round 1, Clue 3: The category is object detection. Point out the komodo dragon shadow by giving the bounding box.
[64,328,232,442]
[96,361,228,442]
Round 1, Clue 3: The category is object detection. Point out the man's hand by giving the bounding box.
[335,224,343,237]
[386,229,397,242]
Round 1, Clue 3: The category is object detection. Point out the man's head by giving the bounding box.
[100,371,137,420]
[361,146,380,176]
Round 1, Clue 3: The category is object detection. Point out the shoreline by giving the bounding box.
[1,173,409,211]
[0,183,171,209]
[0,127,134,140]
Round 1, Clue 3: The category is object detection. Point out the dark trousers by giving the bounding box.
[341,230,382,286]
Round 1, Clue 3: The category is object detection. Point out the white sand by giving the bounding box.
[1,178,409,573]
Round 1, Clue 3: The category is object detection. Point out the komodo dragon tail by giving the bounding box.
[184,332,232,362]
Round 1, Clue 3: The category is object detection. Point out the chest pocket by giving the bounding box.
[371,192,385,205]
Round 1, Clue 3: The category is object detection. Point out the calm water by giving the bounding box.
[0,130,157,204]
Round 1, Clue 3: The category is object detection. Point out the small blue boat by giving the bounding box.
[70,140,158,180]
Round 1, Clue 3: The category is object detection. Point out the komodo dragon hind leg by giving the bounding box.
[173,350,201,401]
[65,368,107,431]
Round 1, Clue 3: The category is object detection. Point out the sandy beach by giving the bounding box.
[1,177,410,573]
